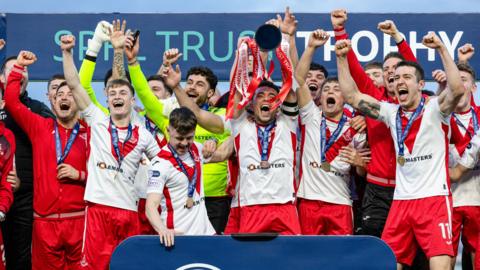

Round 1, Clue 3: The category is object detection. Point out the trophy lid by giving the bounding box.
[255,24,282,51]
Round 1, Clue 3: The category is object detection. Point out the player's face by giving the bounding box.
[383,57,402,96]
[148,80,170,100]
[394,66,424,110]
[168,126,195,155]
[107,85,134,120]
[320,81,344,117]
[48,79,65,105]
[366,67,384,87]
[306,70,326,99]
[53,85,78,121]
[1,59,29,94]
[252,87,278,125]
[455,71,477,112]
[185,74,213,106]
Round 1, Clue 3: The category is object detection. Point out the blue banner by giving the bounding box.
[3,13,479,80]
[110,235,396,269]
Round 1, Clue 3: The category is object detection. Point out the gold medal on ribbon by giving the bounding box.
[321,161,331,172]
[185,197,194,209]
[397,156,406,166]
[260,160,270,169]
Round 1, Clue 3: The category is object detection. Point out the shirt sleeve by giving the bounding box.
[128,64,171,137]
[228,111,248,137]
[0,129,15,213]
[81,103,107,126]
[378,101,397,127]
[299,100,319,125]
[146,157,168,194]
[143,129,161,160]
[431,97,451,125]
[79,58,109,115]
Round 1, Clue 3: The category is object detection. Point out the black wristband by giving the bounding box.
[84,54,97,62]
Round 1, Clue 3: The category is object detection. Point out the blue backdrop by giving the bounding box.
[110,235,397,270]
[3,13,479,81]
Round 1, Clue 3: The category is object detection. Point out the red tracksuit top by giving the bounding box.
[335,28,417,187]
[5,65,87,216]
[0,121,15,214]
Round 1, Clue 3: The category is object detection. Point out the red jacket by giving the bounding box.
[335,28,417,187]
[0,121,15,214]
[5,65,87,216]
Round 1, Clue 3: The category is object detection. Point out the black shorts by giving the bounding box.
[360,182,394,238]
[205,196,232,235]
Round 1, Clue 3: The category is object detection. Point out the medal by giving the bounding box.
[397,156,406,166]
[167,144,200,208]
[396,97,425,167]
[260,160,270,169]
[257,121,276,170]
[110,119,133,170]
[54,121,80,165]
[185,197,194,209]
[320,114,347,172]
[321,161,331,172]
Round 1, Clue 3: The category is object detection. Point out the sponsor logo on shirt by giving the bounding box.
[96,161,124,173]
[247,163,286,171]
[308,161,346,177]
[183,197,205,209]
[404,154,433,164]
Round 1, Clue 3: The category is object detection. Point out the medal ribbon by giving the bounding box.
[54,121,80,165]
[110,119,133,168]
[167,144,198,198]
[452,108,479,138]
[256,121,276,162]
[395,97,425,157]
[321,114,347,163]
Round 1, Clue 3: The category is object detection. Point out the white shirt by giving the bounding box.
[82,104,160,211]
[453,114,480,207]
[229,111,297,207]
[378,97,450,200]
[297,101,366,205]
[147,142,215,235]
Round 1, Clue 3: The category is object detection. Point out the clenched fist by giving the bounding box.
[335,39,351,57]
[308,29,330,49]
[331,9,347,29]
[16,51,37,67]
[60,35,76,52]
[422,31,443,49]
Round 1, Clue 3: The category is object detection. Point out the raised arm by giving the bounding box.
[378,20,417,62]
[295,29,330,108]
[125,35,170,136]
[110,19,128,81]
[336,39,381,119]
[161,49,225,134]
[4,51,47,137]
[61,35,92,110]
[278,6,299,70]
[423,32,464,115]
[79,20,112,115]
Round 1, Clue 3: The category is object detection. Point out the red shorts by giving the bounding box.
[451,206,480,256]
[224,207,240,234]
[381,196,454,266]
[32,214,84,270]
[225,203,300,235]
[297,198,353,235]
[80,204,139,270]
[137,198,157,235]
